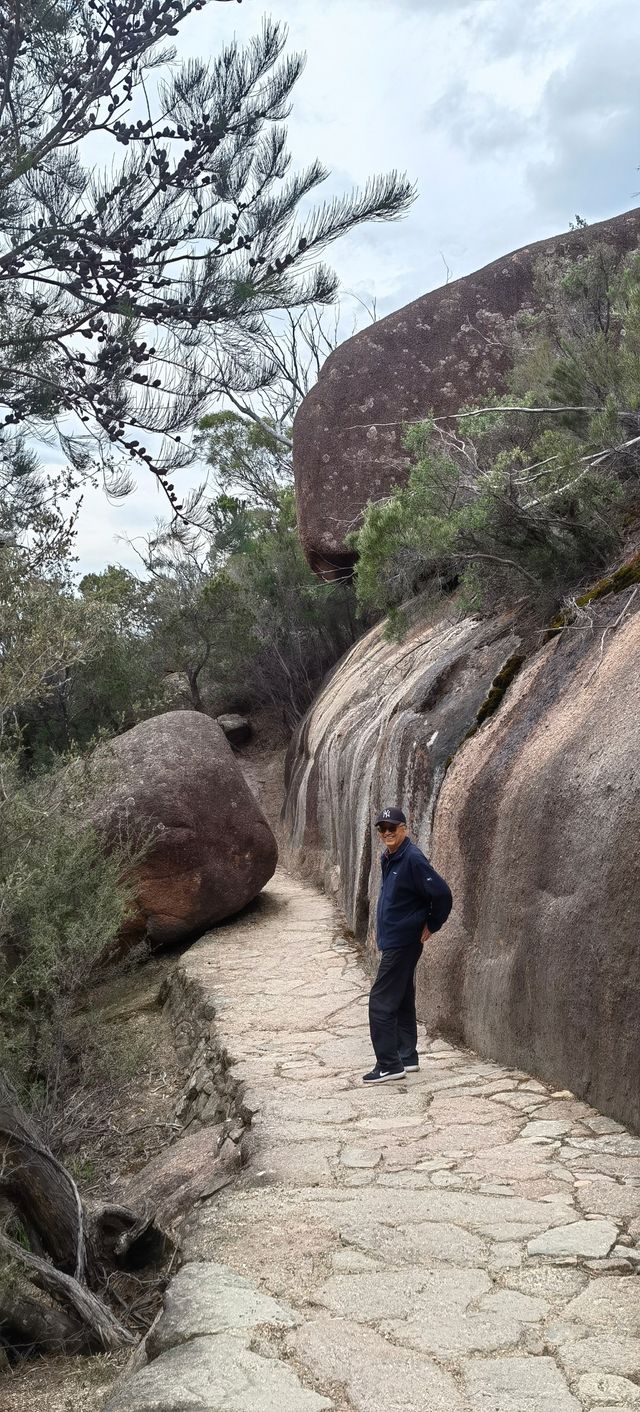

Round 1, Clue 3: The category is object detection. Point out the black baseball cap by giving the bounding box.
[374,807,407,827]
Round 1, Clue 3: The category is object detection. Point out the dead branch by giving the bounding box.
[345,404,600,431]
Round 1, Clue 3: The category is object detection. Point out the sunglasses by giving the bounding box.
[377,823,400,834]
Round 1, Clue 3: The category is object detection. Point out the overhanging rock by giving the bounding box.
[293,207,640,577]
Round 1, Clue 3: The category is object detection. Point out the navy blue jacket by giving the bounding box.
[376,837,452,951]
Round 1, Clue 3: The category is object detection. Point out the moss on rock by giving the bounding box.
[460,653,526,749]
[546,551,640,638]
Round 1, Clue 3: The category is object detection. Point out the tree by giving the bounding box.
[196,408,292,511]
[144,555,254,711]
[0,2,413,519]
[149,403,360,725]
[0,551,101,736]
[195,297,377,489]
[134,475,359,728]
[183,299,378,718]
[204,298,377,449]
[229,486,357,725]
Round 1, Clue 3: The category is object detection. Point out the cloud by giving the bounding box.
[392,0,482,8]
[527,7,640,221]
[428,82,533,157]
[421,0,640,230]
[475,0,561,59]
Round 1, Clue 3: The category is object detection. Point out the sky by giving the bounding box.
[71,0,640,573]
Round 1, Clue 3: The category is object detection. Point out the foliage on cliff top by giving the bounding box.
[351,242,640,625]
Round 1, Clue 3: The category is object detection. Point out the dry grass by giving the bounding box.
[1,1351,127,1412]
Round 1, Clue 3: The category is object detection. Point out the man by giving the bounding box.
[363,807,452,1084]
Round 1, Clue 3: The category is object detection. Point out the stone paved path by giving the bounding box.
[108,870,640,1412]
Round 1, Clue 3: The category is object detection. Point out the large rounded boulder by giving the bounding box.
[293,207,640,577]
[94,711,277,947]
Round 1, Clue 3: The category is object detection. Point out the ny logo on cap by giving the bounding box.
[382,809,391,818]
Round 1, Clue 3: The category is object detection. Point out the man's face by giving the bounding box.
[377,822,408,853]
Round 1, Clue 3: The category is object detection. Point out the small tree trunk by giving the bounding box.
[186,665,203,711]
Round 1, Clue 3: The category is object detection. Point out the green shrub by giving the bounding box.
[0,752,147,1098]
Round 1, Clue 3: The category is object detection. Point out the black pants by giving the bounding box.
[368,942,423,1070]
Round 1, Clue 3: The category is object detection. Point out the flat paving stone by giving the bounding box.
[463,1354,580,1410]
[246,1141,336,1186]
[574,1178,640,1222]
[339,1217,487,1267]
[340,1145,382,1168]
[315,1265,447,1320]
[563,1277,640,1333]
[293,1316,463,1412]
[492,1093,547,1112]
[571,1136,640,1159]
[559,1335,640,1377]
[106,1334,332,1412]
[479,1289,550,1322]
[528,1219,618,1259]
[384,1281,549,1359]
[429,1095,510,1125]
[585,1117,627,1136]
[577,1371,640,1403]
[504,1266,587,1300]
[521,1119,573,1141]
[150,1263,297,1354]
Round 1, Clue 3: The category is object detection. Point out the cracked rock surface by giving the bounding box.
[106,871,640,1411]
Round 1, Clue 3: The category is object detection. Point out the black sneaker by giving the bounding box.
[400,1054,420,1073]
[362,1062,405,1084]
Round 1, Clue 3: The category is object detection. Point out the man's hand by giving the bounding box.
[420,924,431,945]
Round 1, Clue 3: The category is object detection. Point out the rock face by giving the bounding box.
[293,207,640,575]
[283,592,640,1128]
[121,1126,241,1228]
[283,605,522,940]
[422,596,640,1128]
[95,711,277,947]
[217,713,252,748]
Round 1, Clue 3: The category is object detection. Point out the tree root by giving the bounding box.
[0,1074,172,1359]
[0,1233,135,1351]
